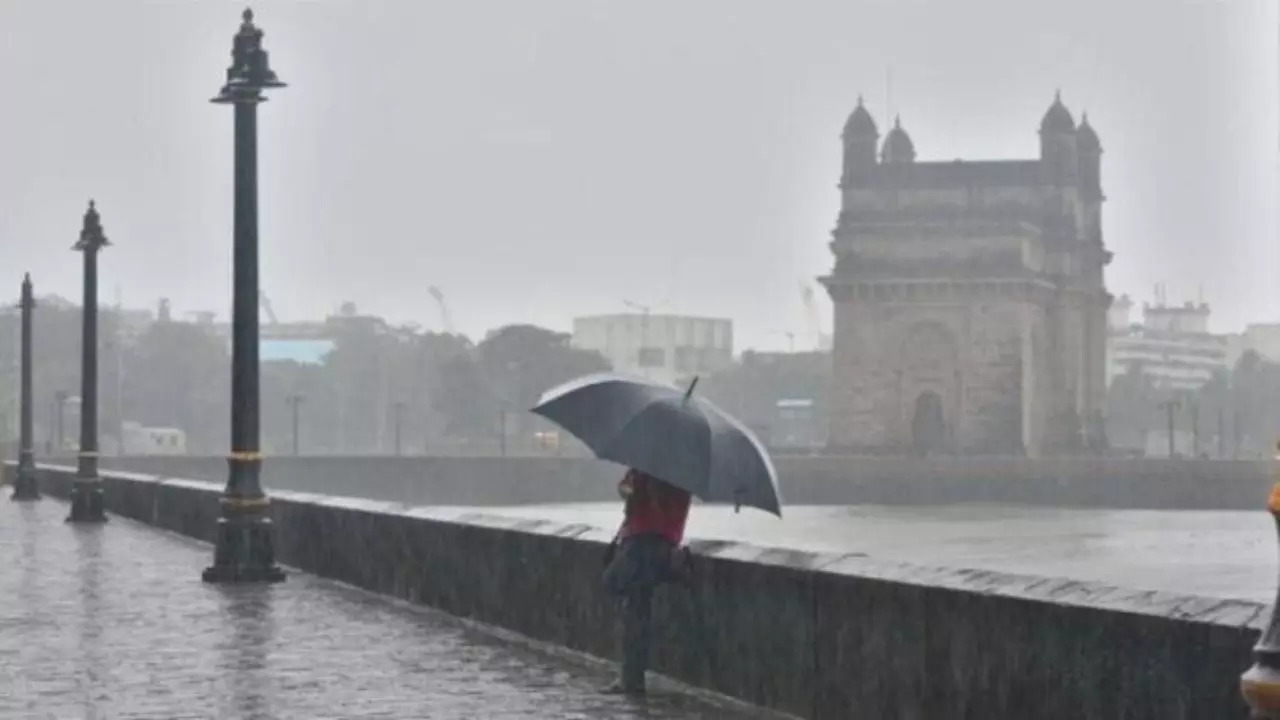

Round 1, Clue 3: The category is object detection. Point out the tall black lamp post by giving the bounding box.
[11,273,39,501]
[67,201,109,523]
[202,7,286,584]
[393,401,405,456]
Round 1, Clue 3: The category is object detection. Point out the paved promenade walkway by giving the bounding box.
[0,498,780,720]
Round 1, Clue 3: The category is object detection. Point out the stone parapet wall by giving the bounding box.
[92,454,1272,510]
[10,462,1263,719]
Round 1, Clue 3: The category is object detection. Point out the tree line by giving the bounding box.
[12,295,1262,459]
[0,298,610,456]
[1105,350,1280,458]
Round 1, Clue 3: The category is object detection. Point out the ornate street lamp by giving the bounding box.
[11,273,39,501]
[67,201,109,523]
[202,8,286,583]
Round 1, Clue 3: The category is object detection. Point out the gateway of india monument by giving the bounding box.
[819,93,1112,457]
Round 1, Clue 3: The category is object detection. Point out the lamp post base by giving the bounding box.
[1243,663,1280,719]
[10,468,39,501]
[202,513,286,584]
[66,478,107,522]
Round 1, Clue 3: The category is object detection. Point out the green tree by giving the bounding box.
[261,359,332,455]
[319,317,389,452]
[698,350,831,446]
[434,324,610,444]
[0,296,126,453]
[395,331,475,450]
[1104,361,1158,453]
[1226,350,1280,457]
[122,319,229,454]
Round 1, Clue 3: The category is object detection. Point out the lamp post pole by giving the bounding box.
[67,201,109,523]
[393,401,405,456]
[287,393,302,456]
[11,273,39,501]
[1189,400,1201,458]
[1158,398,1180,458]
[202,7,287,584]
[498,404,507,457]
[54,390,67,452]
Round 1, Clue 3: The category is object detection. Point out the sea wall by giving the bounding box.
[93,454,1272,510]
[14,462,1264,719]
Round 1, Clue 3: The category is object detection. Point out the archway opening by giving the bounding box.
[911,391,946,455]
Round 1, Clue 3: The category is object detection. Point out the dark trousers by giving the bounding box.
[602,533,673,690]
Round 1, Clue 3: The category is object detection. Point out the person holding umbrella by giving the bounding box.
[532,372,783,696]
[600,467,692,695]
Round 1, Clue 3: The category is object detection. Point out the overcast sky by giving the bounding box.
[0,0,1274,352]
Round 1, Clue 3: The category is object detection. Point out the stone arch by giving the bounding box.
[897,321,960,451]
[911,390,946,455]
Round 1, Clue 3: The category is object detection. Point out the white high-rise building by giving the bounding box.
[1106,294,1228,390]
[572,314,733,387]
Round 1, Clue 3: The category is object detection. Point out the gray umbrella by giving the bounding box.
[531,372,782,516]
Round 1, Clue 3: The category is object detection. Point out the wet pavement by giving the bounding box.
[458,503,1280,603]
[0,498,787,720]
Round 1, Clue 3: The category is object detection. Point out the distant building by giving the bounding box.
[1106,294,1228,390]
[261,338,335,365]
[571,313,733,387]
[120,422,187,455]
[193,301,385,364]
[1106,294,1135,333]
[1225,323,1280,367]
[773,398,822,449]
[696,349,831,449]
[324,301,388,335]
[115,307,154,345]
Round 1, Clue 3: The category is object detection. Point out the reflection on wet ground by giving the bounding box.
[0,499,785,720]
[461,503,1278,602]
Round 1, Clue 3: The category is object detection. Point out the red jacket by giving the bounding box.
[618,470,692,545]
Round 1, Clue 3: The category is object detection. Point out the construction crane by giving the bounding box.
[428,285,455,334]
[799,281,832,351]
[622,299,653,319]
[770,330,797,353]
[258,291,279,325]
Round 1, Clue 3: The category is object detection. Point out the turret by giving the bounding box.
[1039,91,1078,185]
[1077,113,1103,202]
[881,116,916,165]
[841,96,879,185]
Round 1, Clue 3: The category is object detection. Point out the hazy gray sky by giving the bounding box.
[0,0,1274,352]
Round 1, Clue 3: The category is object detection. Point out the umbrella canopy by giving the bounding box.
[531,372,782,516]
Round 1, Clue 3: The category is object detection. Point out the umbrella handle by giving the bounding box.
[683,376,700,403]
[733,487,742,514]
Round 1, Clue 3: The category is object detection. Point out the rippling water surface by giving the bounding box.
[462,502,1278,602]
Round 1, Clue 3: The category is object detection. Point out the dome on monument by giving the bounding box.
[1040,91,1076,135]
[881,116,916,164]
[1076,114,1101,152]
[842,97,878,140]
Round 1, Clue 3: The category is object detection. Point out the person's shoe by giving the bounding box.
[600,680,646,696]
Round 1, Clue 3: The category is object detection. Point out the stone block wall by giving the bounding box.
[93,454,1272,510]
[96,455,625,505]
[11,462,1266,719]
